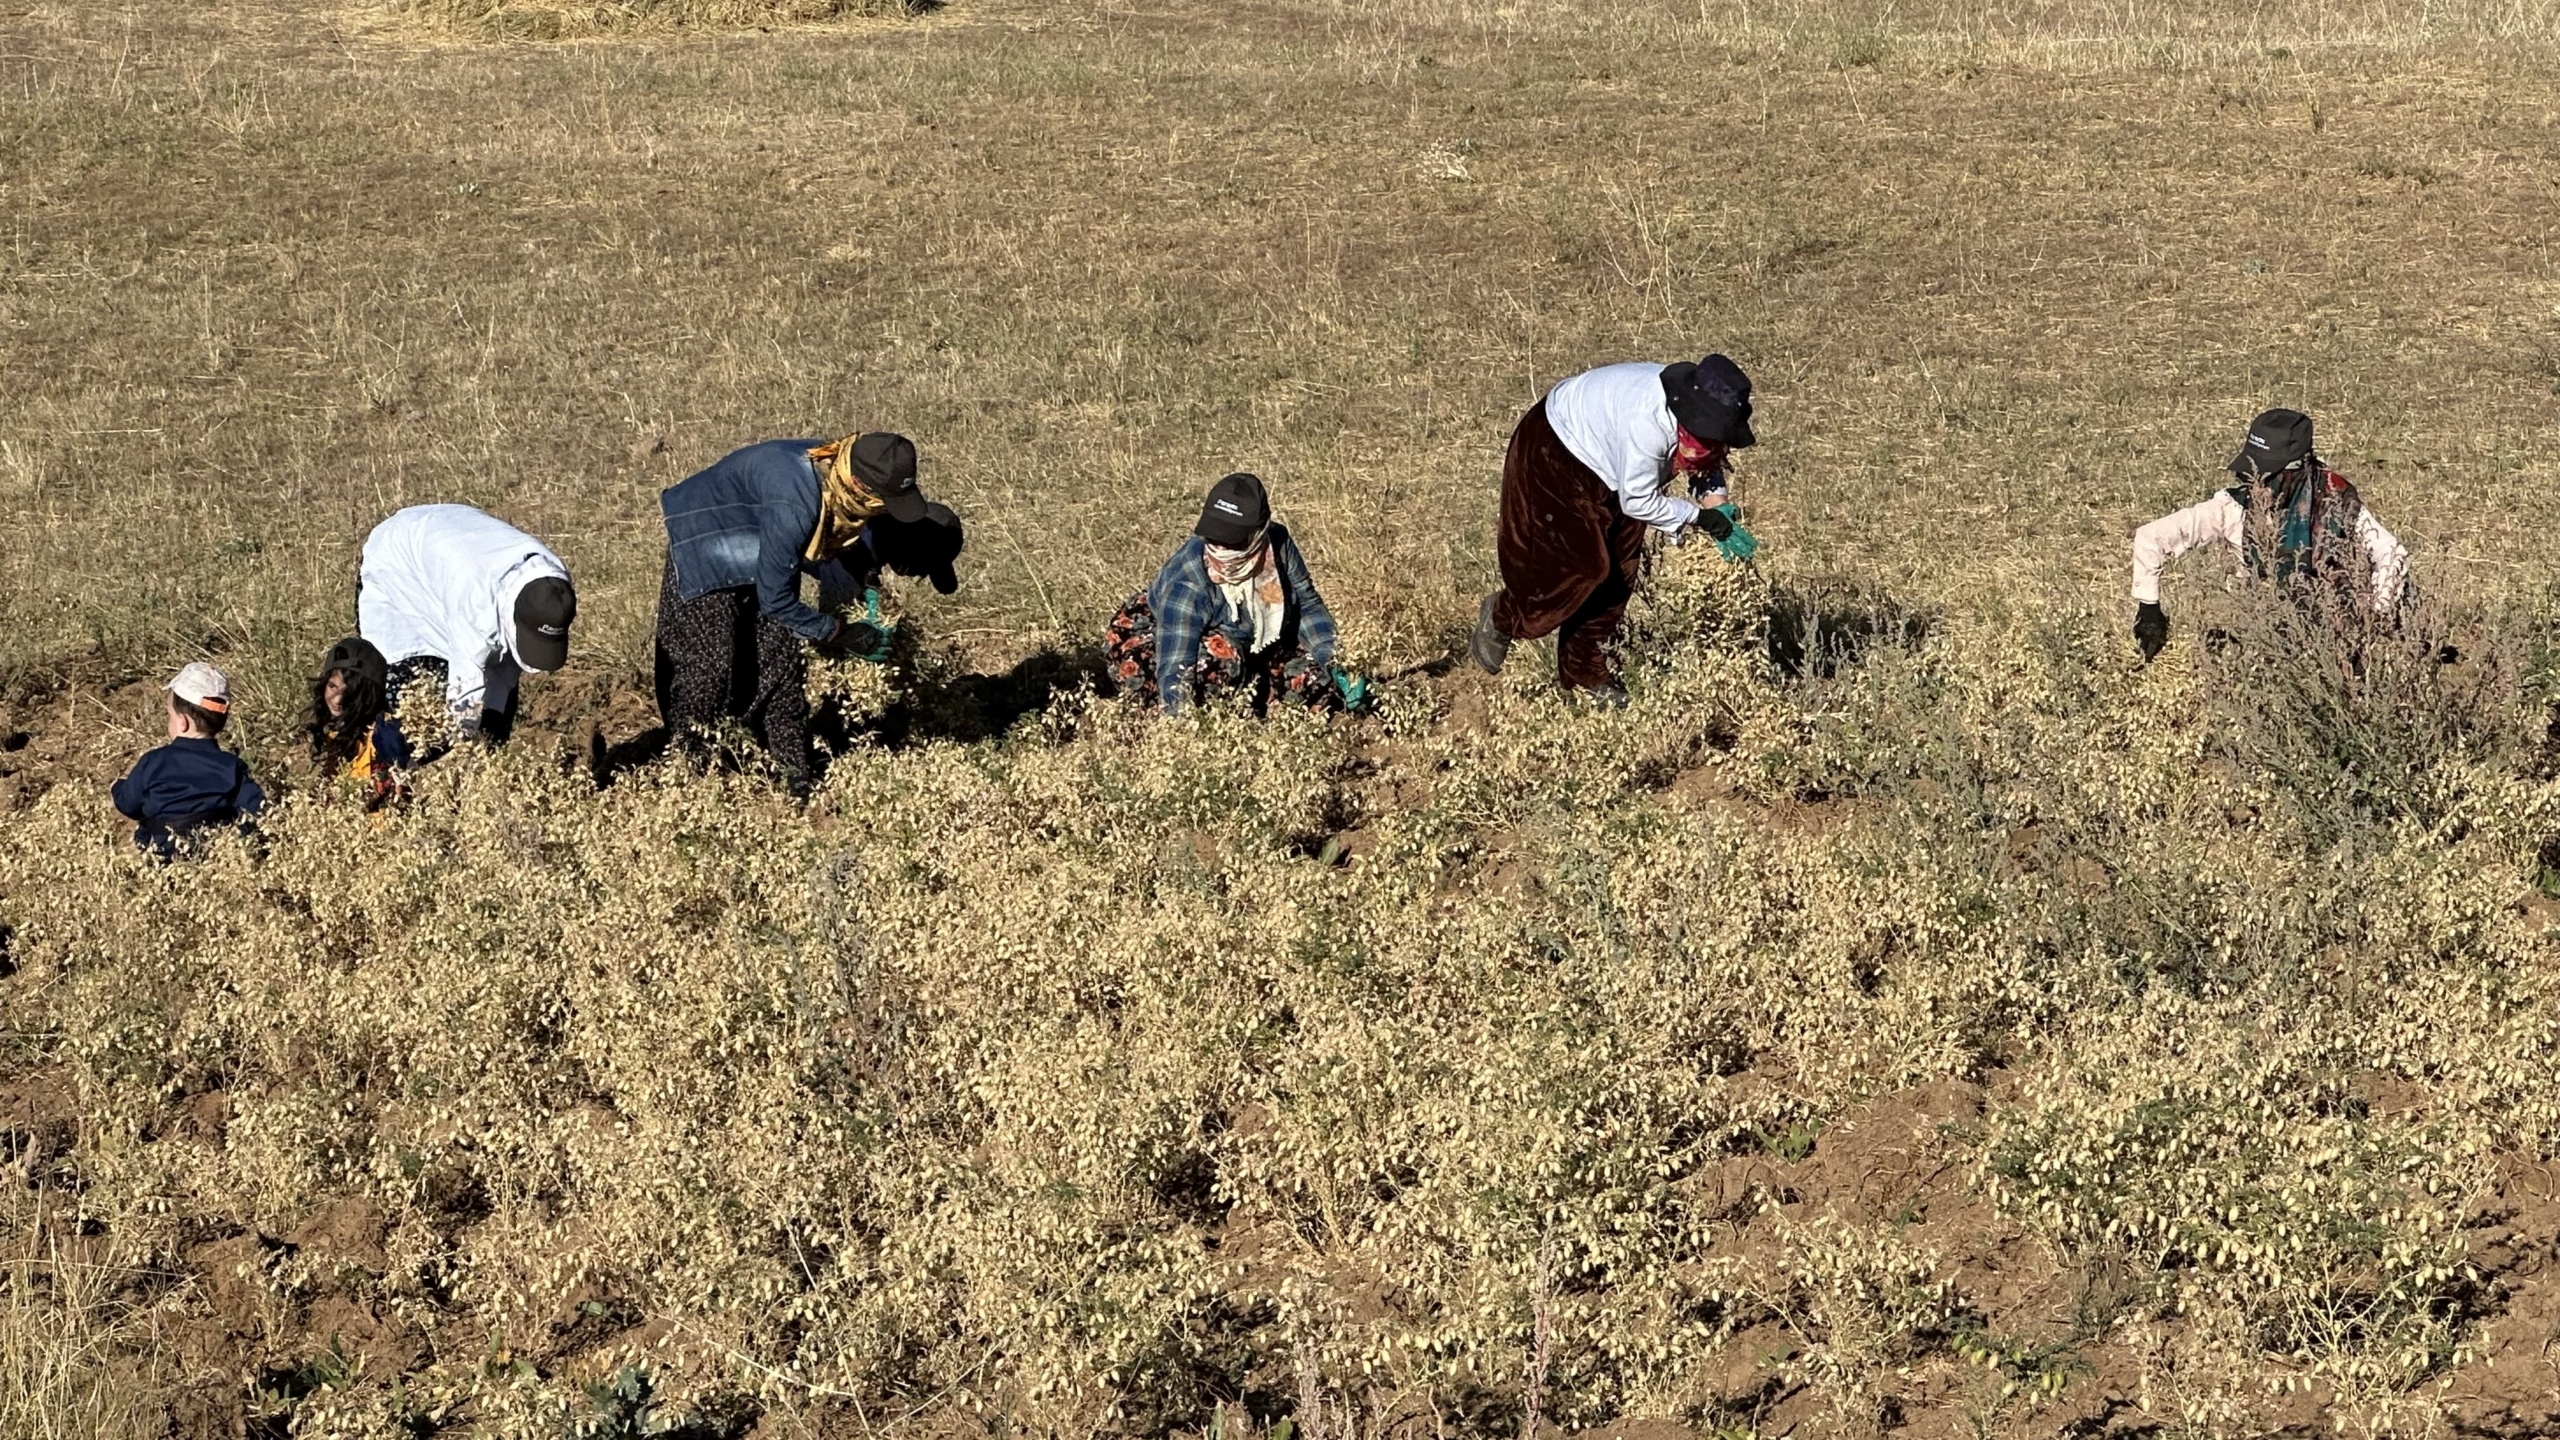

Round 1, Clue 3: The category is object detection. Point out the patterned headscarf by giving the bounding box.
[2233,465,2362,591]
[1204,530,1287,654]
[803,435,888,562]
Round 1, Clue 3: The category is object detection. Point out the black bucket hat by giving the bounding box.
[512,576,577,673]
[1194,472,1271,548]
[316,635,388,686]
[870,501,965,595]
[851,432,930,523]
[1661,353,1756,449]
[2229,408,2315,478]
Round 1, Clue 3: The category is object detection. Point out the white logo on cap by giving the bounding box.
[1215,500,1244,516]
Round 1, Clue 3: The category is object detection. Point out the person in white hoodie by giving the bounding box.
[358,504,577,743]
[1471,353,1760,702]
[2129,408,2408,660]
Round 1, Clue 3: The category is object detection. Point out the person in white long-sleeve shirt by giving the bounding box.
[2129,408,2408,660]
[359,504,577,742]
[1472,354,1761,699]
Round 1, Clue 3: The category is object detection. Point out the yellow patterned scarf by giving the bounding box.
[803,435,888,562]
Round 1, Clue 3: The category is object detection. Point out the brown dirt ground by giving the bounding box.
[19,1058,2555,1437]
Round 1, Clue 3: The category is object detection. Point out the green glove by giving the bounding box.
[846,588,896,664]
[1330,665,1370,712]
[1703,502,1757,564]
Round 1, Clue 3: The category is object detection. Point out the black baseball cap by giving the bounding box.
[851,432,929,523]
[512,576,576,672]
[1194,472,1270,548]
[871,501,965,595]
[2229,408,2315,477]
[1662,353,1756,449]
[315,635,388,686]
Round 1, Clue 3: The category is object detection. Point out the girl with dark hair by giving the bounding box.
[309,636,411,810]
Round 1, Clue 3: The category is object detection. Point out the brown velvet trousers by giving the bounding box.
[1491,399,1649,689]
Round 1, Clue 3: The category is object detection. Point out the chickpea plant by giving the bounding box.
[4,552,2558,1434]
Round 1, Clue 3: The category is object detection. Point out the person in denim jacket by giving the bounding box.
[656,431,956,795]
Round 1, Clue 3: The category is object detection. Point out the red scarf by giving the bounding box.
[1672,427,1728,486]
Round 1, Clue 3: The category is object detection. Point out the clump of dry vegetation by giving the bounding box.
[7,0,2560,1433]
[7,552,2560,1436]
[0,1199,174,1440]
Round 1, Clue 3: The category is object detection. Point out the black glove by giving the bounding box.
[2133,602,2168,661]
[1696,506,1735,542]
[842,620,892,662]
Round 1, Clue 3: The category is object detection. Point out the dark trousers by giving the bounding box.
[1491,399,1650,690]
[384,656,514,745]
[653,553,811,787]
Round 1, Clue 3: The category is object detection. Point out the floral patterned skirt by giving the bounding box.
[1105,593,1338,714]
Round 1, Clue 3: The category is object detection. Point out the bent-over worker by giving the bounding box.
[359,504,576,744]
[2131,408,2409,660]
[656,431,957,796]
[1472,353,1759,704]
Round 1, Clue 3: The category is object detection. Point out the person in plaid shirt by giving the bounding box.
[1106,472,1348,716]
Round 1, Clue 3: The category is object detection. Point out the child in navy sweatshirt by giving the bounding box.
[111,662,266,858]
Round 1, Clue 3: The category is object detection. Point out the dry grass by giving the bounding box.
[395,0,926,40]
[5,0,2556,729]
[0,1202,173,1440]
[6,0,2560,1434]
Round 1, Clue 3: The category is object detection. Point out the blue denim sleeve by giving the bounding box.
[234,764,266,817]
[808,555,863,613]
[753,455,837,644]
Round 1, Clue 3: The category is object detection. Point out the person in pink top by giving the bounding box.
[2129,408,2408,660]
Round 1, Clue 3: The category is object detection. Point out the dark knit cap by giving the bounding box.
[1194,472,1271,548]
[2228,408,2315,477]
[1662,353,1756,449]
[851,432,929,522]
[315,635,388,685]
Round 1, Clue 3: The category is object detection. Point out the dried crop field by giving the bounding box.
[5,0,2560,1435]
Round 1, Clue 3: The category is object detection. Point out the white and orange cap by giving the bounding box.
[167,661,231,714]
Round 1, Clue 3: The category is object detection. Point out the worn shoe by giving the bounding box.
[1471,592,1512,674]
